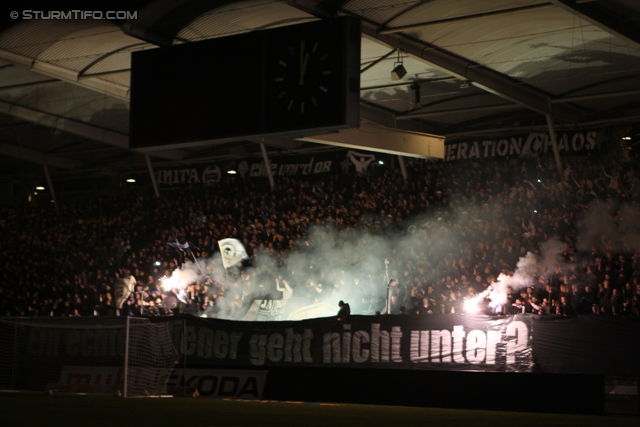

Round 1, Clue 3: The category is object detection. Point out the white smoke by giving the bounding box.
[159,196,639,319]
[470,238,566,313]
[158,207,470,320]
[159,262,200,291]
[577,200,640,253]
[538,238,569,280]
[488,252,538,308]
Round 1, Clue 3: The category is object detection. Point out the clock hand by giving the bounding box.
[299,41,309,85]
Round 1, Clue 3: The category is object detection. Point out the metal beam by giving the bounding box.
[550,0,640,48]
[359,22,586,123]
[361,76,456,91]
[361,48,397,74]
[298,123,445,159]
[396,103,521,120]
[552,88,640,103]
[380,3,554,34]
[78,69,130,79]
[0,100,129,149]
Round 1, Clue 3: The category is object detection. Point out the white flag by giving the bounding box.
[114,276,136,309]
[218,238,249,268]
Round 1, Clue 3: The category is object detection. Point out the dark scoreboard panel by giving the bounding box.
[129,17,360,150]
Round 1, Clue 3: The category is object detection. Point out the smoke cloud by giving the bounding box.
[156,205,472,320]
[156,196,640,320]
[577,200,640,253]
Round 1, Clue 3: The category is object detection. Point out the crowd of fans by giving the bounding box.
[1,148,639,320]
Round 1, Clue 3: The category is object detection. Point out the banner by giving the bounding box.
[55,367,268,399]
[155,314,640,375]
[445,130,600,162]
[530,315,640,376]
[154,153,339,187]
[242,298,290,321]
[159,314,534,373]
[5,314,639,384]
[166,369,267,399]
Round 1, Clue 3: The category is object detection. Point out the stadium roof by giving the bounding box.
[1,0,639,197]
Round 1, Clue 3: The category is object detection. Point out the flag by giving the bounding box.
[218,238,249,268]
[167,237,191,252]
[114,276,136,309]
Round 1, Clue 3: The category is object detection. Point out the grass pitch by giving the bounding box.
[0,393,637,427]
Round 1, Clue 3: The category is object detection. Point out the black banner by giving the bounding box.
[154,153,340,187]
[531,315,640,376]
[445,129,600,162]
[154,314,640,375]
[4,314,639,384]
[159,314,533,373]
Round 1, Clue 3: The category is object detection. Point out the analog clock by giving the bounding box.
[263,17,360,134]
[271,39,337,115]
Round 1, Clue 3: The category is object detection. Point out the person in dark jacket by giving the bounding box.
[337,300,350,322]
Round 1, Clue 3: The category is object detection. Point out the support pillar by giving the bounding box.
[145,155,161,198]
[397,155,408,180]
[43,164,59,216]
[260,142,275,191]
[545,114,563,175]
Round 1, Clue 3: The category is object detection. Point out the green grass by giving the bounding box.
[0,393,636,427]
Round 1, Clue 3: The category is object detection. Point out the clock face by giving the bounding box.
[262,18,360,134]
[270,39,339,116]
